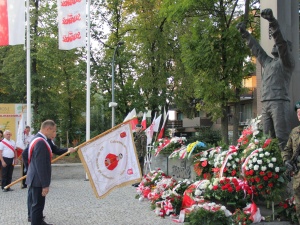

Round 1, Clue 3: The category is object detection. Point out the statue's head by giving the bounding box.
[271,44,279,57]
[271,41,292,58]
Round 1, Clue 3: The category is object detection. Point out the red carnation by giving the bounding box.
[274,174,279,179]
[201,160,208,167]
[258,185,263,189]
[267,171,273,178]
[259,171,265,176]
[213,185,218,190]
[268,183,273,188]
[263,176,269,181]
[249,170,254,176]
[231,170,236,176]
[255,177,260,182]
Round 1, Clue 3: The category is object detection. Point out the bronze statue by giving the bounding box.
[237,8,295,151]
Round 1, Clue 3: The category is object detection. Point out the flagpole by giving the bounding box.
[85,0,91,181]
[26,0,31,127]
[86,0,91,141]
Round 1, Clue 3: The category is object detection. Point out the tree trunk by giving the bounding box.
[221,106,229,145]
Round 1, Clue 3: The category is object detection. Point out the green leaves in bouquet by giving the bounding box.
[186,208,232,225]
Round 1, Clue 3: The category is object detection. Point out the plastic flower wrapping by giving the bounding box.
[193,147,221,180]
[241,139,285,201]
[276,197,298,223]
[212,145,241,178]
[204,177,252,211]
[135,116,286,223]
[154,137,187,156]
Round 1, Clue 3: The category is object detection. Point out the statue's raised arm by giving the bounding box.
[236,8,295,152]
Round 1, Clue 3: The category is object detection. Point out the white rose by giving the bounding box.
[268,163,274,168]
[261,166,267,171]
[248,160,252,164]
[258,148,263,152]
[253,153,258,157]
[257,160,262,165]
[235,158,240,163]
[254,165,259,170]
[265,152,270,156]
[275,167,280,172]
[248,164,253,169]
[232,164,236,169]
[227,162,231,167]
[252,157,257,163]
[259,153,264,158]
[271,157,277,162]
[228,155,232,160]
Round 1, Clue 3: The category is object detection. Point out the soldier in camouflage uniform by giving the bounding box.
[282,102,300,224]
[132,124,147,187]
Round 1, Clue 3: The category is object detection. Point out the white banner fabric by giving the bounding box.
[57,0,86,50]
[79,123,142,198]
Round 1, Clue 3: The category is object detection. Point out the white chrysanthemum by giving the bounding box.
[265,152,270,156]
[261,166,267,171]
[232,164,236,169]
[257,160,262,165]
[227,162,231,167]
[198,180,210,189]
[252,157,257,163]
[253,153,258,157]
[235,158,240,163]
[248,159,252,164]
[258,148,263,152]
[271,157,277,162]
[268,163,274,168]
[195,189,202,196]
[248,164,253,169]
[228,155,232,160]
[254,165,259,170]
[259,153,264,158]
[275,167,280,172]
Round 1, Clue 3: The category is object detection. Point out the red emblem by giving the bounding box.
[120,132,126,138]
[127,168,133,175]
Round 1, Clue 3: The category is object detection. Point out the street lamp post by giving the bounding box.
[109,41,124,128]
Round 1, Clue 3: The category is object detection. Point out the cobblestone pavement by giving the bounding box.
[0,164,292,225]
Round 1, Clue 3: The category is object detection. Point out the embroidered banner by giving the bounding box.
[57,0,86,50]
[79,123,142,198]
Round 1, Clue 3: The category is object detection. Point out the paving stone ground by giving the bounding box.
[0,164,293,225]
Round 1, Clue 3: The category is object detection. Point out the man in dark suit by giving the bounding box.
[25,120,56,225]
[23,122,76,224]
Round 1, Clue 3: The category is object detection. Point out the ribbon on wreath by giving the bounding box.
[219,145,237,178]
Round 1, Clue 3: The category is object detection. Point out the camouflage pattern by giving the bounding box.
[134,131,147,158]
[282,125,300,217]
[134,130,147,175]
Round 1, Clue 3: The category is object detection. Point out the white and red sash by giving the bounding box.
[1,140,16,155]
[28,137,52,165]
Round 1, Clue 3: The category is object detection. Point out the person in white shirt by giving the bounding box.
[24,126,34,147]
[0,130,17,192]
[21,126,34,189]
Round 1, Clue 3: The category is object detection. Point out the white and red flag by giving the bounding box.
[145,113,157,145]
[157,111,169,139]
[78,123,141,198]
[57,0,86,50]
[152,114,162,132]
[0,0,25,46]
[123,108,138,130]
[141,112,147,130]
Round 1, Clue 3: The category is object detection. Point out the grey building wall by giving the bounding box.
[258,0,300,129]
